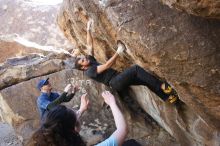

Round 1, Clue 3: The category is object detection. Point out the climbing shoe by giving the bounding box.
[161,82,179,104]
[167,95,178,104]
[161,82,172,94]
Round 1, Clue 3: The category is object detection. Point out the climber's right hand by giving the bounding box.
[116,40,126,55]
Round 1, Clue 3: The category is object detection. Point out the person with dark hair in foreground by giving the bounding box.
[27,91,128,146]
[74,19,178,104]
[36,78,78,119]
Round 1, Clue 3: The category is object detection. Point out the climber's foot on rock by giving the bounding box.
[167,95,178,104]
[161,82,172,94]
[161,82,179,104]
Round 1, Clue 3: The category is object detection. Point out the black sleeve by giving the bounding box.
[87,55,97,62]
[85,65,98,78]
[63,93,75,102]
[47,92,68,110]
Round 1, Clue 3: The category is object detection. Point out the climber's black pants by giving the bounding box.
[109,65,169,100]
[122,139,141,146]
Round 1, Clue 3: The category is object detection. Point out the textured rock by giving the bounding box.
[0,123,22,146]
[160,0,220,19]
[0,54,64,90]
[58,0,220,145]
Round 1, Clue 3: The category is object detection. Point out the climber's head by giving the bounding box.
[75,56,90,71]
[43,105,78,132]
[37,78,52,93]
[27,105,85,146]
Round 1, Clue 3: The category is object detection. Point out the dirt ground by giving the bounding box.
[0,122,22,146]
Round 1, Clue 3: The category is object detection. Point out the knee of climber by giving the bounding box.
[109,80,119,91]
[110,81,123,92]
[131,64,141,72]
[133,64,139,68]
[131,64,138,70]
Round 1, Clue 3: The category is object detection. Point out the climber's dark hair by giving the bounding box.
[26,105,86,146]
[75,57,83,70]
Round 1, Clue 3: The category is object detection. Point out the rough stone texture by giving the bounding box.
[0,64,178,145]
[58,0,220,145]
[160,0,220,19]
[0,123,22,146]
[0,54,64,90]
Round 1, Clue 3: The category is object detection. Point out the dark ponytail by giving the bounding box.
[26,105,86,146]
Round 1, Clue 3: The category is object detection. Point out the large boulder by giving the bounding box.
[160,0,220,19]
[0,54,64,90]
[57,0,220,145]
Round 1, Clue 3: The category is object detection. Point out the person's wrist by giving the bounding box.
[64,88,70,92]
[109,102,117,108]
[79,108,85,113]
[87,27,91,31]
[76,109,82,119]
[71,90,75,94]
[116,50,121,55]
[87,24,91,31]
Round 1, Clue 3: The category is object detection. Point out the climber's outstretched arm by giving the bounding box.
[87,19,94,56]
[96,41,126,74]
[97,53,119,74]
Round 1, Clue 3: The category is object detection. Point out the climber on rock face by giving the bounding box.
[74,18,178,104]
[36,78,79,119]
